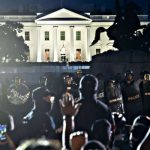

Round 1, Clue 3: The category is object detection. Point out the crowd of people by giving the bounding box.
[0,69,150,150]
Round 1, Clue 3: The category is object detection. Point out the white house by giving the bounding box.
[0,8,149,62]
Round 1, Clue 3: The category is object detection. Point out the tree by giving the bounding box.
[0,21,29,62]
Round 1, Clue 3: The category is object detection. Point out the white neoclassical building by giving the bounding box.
[0,8,149,62]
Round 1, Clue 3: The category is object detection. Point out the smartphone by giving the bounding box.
[0,124,7,141]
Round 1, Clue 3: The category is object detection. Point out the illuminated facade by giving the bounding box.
[0,8,148,62]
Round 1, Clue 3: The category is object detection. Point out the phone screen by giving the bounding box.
[144,74,150,81]
[0,124,7,141]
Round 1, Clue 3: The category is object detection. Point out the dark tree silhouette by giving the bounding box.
[90,0,150,52]
[0,21,29,62]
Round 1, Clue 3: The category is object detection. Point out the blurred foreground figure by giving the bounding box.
[82,140,106,150]
[16,138,61,150]
[129,115,150,150]
[137,128,150,150]
[69,131,88,150]
[91,119,112,149]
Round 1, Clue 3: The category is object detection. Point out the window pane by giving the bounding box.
[25,31,30,41]
[76,31,81,40]
[45,31,49,40]
[60,31,65,40]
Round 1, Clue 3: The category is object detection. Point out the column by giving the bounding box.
[36,26,42,62]
[85,26,91,61]
[53,26,58,62]
[69,26,74,62]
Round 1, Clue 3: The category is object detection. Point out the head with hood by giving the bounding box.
[32,88,54,113]
[124,70,134,82]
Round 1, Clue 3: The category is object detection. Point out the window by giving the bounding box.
[76,49,81,61]
[45,31,49,40]
[61,55,66,62]
[60,45,67,61]
[76,31,81,40]
[60,31,65,40]
[25,31,30,41]
[96,49,101,54]
[44,49,50,61]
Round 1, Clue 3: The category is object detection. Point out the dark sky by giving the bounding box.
[0,0,148,13]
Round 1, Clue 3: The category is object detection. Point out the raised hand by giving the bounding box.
[59,94,81,116]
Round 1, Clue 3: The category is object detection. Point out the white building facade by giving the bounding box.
[0,8,149,62]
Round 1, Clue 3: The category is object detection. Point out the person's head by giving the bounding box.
[115,73,123,83]
[129,123,148,149]
[76,70,83,78]
[140,70,150,80]
[91,119,112,146]
[132,115,150,128]
[140,70,150,82]
[16,138,61,150]
[124,70,134,82]
[79,74,98,98]
[81,140,106,150]
[14,76,22,85]
[107,79,115,87]
[39,76,47,87]
[96,73,104,81]
[113,112,126,132]
[32,89,54,112]
[65,75,73,85]
[69,131,88,150]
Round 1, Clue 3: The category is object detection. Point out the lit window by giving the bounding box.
[25,31,30,41]
[44,49,50,61]
[76,49,81,61]
[45,31,49,40]
[96,49,101,54]
[76,31,81,40]
[60,31,65,41]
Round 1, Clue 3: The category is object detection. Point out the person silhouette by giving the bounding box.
[74,74,115,138]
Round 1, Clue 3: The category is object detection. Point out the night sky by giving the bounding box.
[0,0,148,13]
